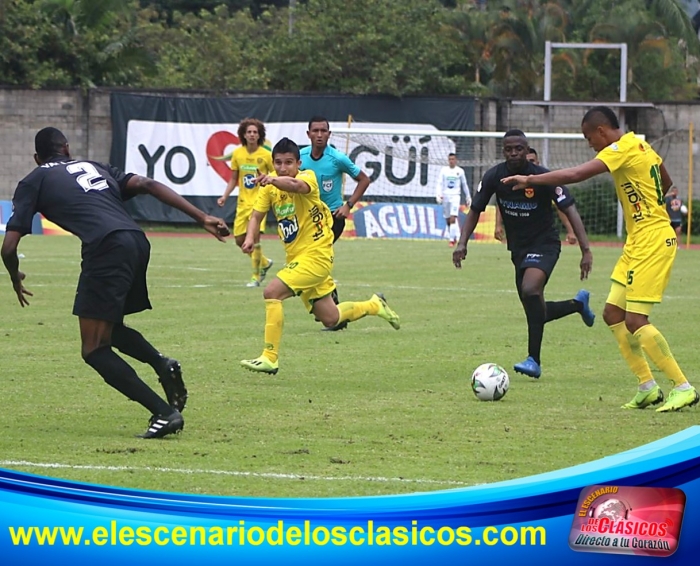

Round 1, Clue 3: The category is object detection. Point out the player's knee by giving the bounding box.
[624,315,647,335]
[81,343,106,362]
[262,287,278,300]
[321,312,340,328]
[602,303,624,326]
[519,285,542,300]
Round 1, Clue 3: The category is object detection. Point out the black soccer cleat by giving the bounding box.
[321,320,349,332]
[138,411,184,439]
[157,357,188,412]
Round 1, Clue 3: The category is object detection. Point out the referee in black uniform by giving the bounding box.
[1,128,230,438]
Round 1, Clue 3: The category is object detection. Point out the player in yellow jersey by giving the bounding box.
[239,138,400,375]
[501,106,698,412]
[217,118,274,287]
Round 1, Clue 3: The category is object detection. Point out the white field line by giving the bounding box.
[0,460,468,487]
[17,282,700,300]
[17,282,698,301]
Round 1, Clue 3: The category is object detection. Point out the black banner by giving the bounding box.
[110,92,475,223]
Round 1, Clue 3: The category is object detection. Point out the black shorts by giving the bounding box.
[331,215,345,243]
[670,220,682,229]
[511,245,560,289]
[73,230,152,323]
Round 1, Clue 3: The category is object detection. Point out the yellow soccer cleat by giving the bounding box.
[621,385,664,409]
[259,259,274,283]
[655,387,699,412]
[372,293,400,330]
[240,356,279,375]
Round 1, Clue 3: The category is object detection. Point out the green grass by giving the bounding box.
[1,234,699,498]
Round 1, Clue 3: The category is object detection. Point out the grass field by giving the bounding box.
[1,233,699,498]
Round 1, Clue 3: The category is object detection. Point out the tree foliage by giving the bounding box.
[0,0,698,99]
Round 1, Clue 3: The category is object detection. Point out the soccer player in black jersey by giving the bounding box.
[452,129,595,379]
[1,128,230,438]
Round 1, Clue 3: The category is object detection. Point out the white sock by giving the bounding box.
[639,380,657,391]
[450,222,460,241]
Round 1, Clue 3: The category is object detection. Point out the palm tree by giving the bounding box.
[40,0,155,87]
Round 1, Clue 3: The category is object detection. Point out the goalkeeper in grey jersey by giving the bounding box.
[435,153,470,246]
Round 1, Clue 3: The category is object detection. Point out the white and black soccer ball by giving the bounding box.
[471,363,510,401]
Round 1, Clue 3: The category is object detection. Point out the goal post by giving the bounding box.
[332,126,629,240]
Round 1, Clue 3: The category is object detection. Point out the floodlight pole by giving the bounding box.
[544,41,628,237]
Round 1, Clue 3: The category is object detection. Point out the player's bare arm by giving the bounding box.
[125,175,230,241]
[501,159,609,189]
[453,209,481,268]
[218,170,238,206]
[494,207,506,242]
[336,171,370,218]
[1,230,33,307]
[660,163,673,195]
[256,174,310,195]
[557,209,578,244]
[561,204,593,280]
[242,210,265,253]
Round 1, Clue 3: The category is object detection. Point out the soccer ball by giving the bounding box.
[471,363,510,401]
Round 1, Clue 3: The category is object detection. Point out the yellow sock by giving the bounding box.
[337,298,380,323]
[251,244,263,279]
[262,299,283,363]
[609,322,654,385]
[634,324,688,387]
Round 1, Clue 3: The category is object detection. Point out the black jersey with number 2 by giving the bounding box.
[6,156,141,254]
[471,161,575,252]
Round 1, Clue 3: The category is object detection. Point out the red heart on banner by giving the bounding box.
[206,131,240,183]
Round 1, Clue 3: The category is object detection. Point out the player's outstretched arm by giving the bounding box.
[453,209,481,269]
[125,175,230,241]
[255,174,310,194]
[501,159,609,189]
[1,231,33,307]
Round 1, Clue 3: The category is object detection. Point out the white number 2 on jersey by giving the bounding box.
[67,162,109,192]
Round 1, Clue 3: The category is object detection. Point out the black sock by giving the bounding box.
[522,294,545,364]
[84,346,172,416]
[111,324,165,370]
[545,299,581,323]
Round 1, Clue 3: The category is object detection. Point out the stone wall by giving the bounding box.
[0,88,112,200]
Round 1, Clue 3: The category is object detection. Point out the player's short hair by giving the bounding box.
[448,152,456,158]
[504,129,527,139]
[35,127,68,161]
[527,147,538,157]
[307,116,330,131]
[237,118,266,148]
[272,137,301,160]
[582,106,620,129]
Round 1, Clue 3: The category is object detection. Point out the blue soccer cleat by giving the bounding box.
[575,289,595,327]
[514,356,542,378]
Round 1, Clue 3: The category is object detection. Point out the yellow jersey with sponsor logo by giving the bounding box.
[230,145,273,209]
[252,169,334,260]
[595,132,668,240]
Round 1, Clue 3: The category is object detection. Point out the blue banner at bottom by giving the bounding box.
[2,427,700,565]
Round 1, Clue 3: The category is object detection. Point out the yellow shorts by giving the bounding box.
[233,205,267,237]
[608,225,677,307]
[277,252,335,312]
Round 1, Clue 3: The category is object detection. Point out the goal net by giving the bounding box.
[332,126,623,239]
